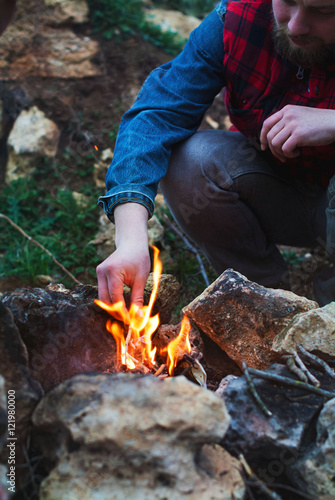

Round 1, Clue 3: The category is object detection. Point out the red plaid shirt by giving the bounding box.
[223,0,335,186]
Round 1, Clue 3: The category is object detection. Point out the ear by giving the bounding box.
[0,0,16,35]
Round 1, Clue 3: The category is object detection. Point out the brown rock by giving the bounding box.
[183,269,318,370]
[32,372,245,500]
[0,11,101,80]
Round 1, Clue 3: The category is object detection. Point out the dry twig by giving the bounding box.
[283,355,308,383]
[242,362,272,417]
[293,351,320,387]
[239,454,283,500]
[247,367,335,399]
[160,213,210,286]
[297,344,335,379]
[0,213,81,285]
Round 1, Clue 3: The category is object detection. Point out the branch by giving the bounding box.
[239,454,283,500]
[0,213,81,285]
[247,366,335,399]
[242,362,272,417]
[297,344,335,379]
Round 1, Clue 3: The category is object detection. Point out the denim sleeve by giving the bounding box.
[98,1,227,221]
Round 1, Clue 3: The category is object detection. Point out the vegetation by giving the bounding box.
[153,0,216,18]
[0,176,101,287]
[87,0,187,55]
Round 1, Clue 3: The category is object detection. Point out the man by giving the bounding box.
[97,0,335,310]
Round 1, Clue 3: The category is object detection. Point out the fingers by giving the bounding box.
[96,245,151,316]
[260,107,301,162]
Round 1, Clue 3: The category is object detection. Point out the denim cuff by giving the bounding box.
[98,192,155,223]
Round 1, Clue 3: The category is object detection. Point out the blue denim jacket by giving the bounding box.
[98,1,227,221]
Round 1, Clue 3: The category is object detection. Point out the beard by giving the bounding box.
[272,21,335,69]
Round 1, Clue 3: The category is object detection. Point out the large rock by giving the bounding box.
[288,398,335,499]
[6,106,60,182]
[32,373,245,500]
[2,285,117,392]
[220,364,329,464]
[0,303,43,466]
[2,278,180,391]
[145,9,201,39]
[272,302,335,358]
[0,4,101,80]
[183,269,318,370]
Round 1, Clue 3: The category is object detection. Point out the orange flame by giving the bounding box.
[94,144,99,151]
[95,247,191,375]
[166,315,191,375]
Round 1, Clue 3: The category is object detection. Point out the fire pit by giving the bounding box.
[1,262,335,499]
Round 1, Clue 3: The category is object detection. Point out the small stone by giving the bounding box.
[6,106,60,182]
[145,9,201,39]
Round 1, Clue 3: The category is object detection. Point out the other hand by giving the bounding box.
[260,105,335,162]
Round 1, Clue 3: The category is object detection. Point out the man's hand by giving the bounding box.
[96,203,150,311]
[260,105,335,162]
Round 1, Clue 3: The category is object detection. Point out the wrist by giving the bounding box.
[114,203,149,248]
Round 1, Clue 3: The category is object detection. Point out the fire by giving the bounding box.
[166,315,191,375]
[94,144,99,151]
[95,246,191,375]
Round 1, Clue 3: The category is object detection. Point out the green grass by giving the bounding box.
[0,177,101,287]
[87,0,187,55]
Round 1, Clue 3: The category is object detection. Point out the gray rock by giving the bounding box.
[183,269,317,370]
[220,364,327,464]
[32,373,245,500]
[288,398,335,499]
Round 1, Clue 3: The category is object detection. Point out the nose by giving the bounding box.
[287,8,310,36]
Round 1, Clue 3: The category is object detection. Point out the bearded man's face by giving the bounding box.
[272,0,335,68]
